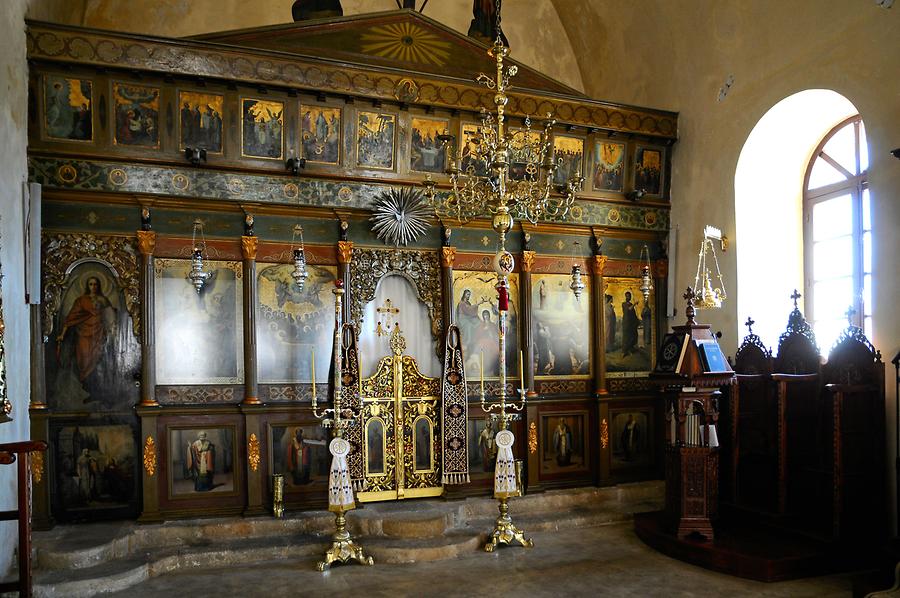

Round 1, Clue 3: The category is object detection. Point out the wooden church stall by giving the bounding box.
[24,9,677,526]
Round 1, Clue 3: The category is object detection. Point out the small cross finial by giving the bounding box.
[745,316,755,334]
[845,305,857,325]
[790,289,801,308]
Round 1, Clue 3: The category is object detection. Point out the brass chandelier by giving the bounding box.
[422,0,583,247]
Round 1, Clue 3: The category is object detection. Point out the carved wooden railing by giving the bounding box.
[0,441,47,598]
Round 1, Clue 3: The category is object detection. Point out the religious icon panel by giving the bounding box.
[300,105,341,164]
[357,110,396,169]
[532,272,591,378]
[552,135,584,187]
[604,276,656,376]
[113,82,160,148]
[178,90,224,153]
[241,98,284,160]
[45,260,140,412]
[451,271,519,379]
[508,128,541,180]
[44,75,93,142]
[169,426,236,497]
[269,424,329,488]
[633,145,664,196]
[592,139,626,193]
[155,259,243,385]
[459,122,488,176]
[51,422,139,521]
[410,117,448,173]
[610,408,653,472]
[468,417,497,475]
[540,413,587,475]
[256,263,337,383]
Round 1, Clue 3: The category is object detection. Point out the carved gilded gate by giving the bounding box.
[356,327,442,502]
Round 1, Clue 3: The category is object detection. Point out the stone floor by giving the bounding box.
[107,521,853,598]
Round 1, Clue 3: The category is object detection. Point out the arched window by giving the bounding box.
[803,115,870,348]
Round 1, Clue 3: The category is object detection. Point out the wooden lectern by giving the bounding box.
[651,288,735,540]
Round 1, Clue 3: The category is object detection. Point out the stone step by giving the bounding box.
[30,481,664,596]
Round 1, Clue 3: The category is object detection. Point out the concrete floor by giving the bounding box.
[109,521,853,597]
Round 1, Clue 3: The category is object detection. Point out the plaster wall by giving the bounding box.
[25,0,585,93]
[0,0,32,576]
[557,0,900,532]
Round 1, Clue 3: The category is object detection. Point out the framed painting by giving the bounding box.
[241,98,284,160]
[356,110,396,169]
[451,271,520,380]
[256,263,337,383]
[508,128,542,180]
[44,75,93,142]
[410,117,448,174]
[540,412,588,475]
[178,90,224,153]
[51,421,139,521]
[300,105,341,164]
[552,135,584,187]
[112,82,160,148]
[269,423,329,489]
[45,260,140,411]
[168,426,237,497]
[604,277,656,376]
[365,417,388,477]
[467,417,498,475]
[633,145,665,196]
[154,259,243,385]
[459,122,488,176]
[610,407,654,472]
[592,139,626,193]
[533,273,591,378]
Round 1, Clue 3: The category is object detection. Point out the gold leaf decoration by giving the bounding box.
[528,421,538,455]
[143,436,157,477]
[248,433,260,472]
[32,450,44,484]
[600,418,609,450]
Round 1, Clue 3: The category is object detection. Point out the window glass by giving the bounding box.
[822,122,857,175]
[814,277,853,320]
[813,237,853,280]
[863,231,872,274]
[863,274,872,315]
[862,188,871,231]
[864,316,872,341]
[814,318,845,353]
[859,121,869,173]
[808,157,846,189]
[812,194,852,240]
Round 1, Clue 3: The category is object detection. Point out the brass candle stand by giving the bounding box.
[311,281,373,571]
[479,329,533,552]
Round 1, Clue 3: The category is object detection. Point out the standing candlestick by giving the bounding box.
[480,350,485,396]
[311,280,372,571]
[311,349,316,407]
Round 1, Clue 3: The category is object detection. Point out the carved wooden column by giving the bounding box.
[440,245,455,334]
[520,250,536,396]
[241,234,260,405]
[29,305,52,528]
[592,253,608,396]
[337,240,353,323]
[137,230,158,407]
[593,253,610,485]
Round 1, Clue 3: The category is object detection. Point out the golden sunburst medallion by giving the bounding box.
[360,23,451,66]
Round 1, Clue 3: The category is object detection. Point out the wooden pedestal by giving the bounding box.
[665,445,718,540]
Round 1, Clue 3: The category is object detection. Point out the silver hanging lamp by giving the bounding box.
[188,219,210,293]
[639,244,653,303]
[569,241,585,301]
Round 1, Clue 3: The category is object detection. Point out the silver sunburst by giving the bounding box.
[370,187,431,247]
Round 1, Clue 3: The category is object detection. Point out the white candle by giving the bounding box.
[518,350,525,392]
[311,349,316,405]
[480,350,485,395]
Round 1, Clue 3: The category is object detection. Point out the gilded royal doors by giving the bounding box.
[356,328,442,502]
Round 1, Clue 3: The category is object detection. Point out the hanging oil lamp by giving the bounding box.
[639,244,653,302]
[290,224,309,291]
[188,219,210,293]
[569,241,585,301]
[693,226,727,309]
